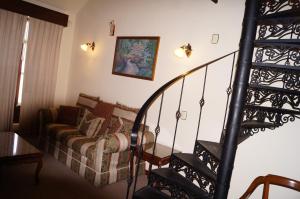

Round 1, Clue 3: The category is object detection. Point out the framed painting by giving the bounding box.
[112,36,160,81]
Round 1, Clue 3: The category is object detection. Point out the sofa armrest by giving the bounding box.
[38,108,58,138]
[96,130,154,154]
[39,108,58,124]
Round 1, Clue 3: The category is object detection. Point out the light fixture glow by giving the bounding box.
[174,48,185,58]
[80,42,95,51]
[174,43,192,58]
[80,44,88,51]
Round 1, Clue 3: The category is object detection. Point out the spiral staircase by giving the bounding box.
[126,0,300,198]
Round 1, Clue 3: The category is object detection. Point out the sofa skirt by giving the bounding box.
[44,138,145,187]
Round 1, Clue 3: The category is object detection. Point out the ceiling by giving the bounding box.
[23,0,89,14]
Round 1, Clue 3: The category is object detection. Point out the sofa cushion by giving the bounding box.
[76,93,99,110]
[57,105,81,126]
[103,130,154,153]
[92,101,115,135]
[46,123,79,141]
[78,110,105,138]
[64,135,98,157]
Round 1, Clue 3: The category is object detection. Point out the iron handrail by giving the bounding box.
[130,50,239,149]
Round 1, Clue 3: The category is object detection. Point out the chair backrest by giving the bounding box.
[240,174,300,199]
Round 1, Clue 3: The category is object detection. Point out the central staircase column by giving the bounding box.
[214,0,259,198]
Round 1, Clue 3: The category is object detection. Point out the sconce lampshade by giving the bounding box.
[80,42,95,51]
[80,44,88,51]
[174,43,192,58]
[174,48,186,58]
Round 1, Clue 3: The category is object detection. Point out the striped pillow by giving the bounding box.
[107,116,124,134]
[76,93,99,110]
[78,110,105,138]
[109,103,139,133]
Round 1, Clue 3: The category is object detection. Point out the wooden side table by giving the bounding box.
[139,143,180,173]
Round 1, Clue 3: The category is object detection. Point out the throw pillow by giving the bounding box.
[78,110,105,138]
[110,102,148,133]
[92,101,115,135]
[116,102,139,113]
[107,116,124,134]
[76,93,100,110]
[109,103,138,133]
[57,106,81,126]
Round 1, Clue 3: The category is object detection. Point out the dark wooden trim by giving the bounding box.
[0,0,68,27]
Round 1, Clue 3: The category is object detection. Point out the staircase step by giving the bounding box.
[244,105,300,115]
[258,8,300,25]
[248,84,300,96]
[251,62,300,73]
[254,39,300,47]
[150,168,210,199]
[244,105,300,126]
[195,140,222,160]
[241,120,280,129]
[172,153,217,181]
[133,186,171,199]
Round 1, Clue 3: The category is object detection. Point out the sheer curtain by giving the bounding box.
[20,18,63,134]
[0,9,26,131]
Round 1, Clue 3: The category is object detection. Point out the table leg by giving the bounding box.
[0,164,3,185]
[35,158,43,184]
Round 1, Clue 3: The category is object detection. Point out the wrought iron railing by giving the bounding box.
[126,50,239,198]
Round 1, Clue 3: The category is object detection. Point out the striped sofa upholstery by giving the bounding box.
[39,106,154,187]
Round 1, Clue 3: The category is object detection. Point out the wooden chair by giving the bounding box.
[240,174,300,199]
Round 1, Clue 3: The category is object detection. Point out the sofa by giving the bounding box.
[38,93,154,187]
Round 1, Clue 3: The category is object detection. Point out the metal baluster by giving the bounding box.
[126,148,135,199]
[132,112,148,194]
[220,52,236,142]
[285,27,293,66]
[195,65,208,142]
[149,93,164,174]
[171,77,185,154]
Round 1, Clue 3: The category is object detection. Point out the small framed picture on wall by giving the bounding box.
[112,36,160,81]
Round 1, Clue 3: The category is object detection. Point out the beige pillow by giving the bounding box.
[78,110,105,138]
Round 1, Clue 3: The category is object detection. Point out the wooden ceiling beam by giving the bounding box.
[0,0,68,27]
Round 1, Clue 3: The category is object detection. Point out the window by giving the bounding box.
[17,19,30,105]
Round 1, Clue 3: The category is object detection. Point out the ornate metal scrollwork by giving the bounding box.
[148,173,190,199]
[254,46,300,66]
[169,155,215,197]
[250,68,284,85]
[257,24,300,40]
[250,68,300,90]
[193,142,219,175]
[246,87,300,111]
[243,128,264,136]
[283,72,300,89]
[243,106,300,126]
[259,0,300,16]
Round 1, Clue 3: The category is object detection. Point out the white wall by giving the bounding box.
[66,0,245,146]
[65,0,300,198]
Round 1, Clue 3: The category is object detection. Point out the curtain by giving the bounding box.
[0,9,26,131]
[20,18,63,134]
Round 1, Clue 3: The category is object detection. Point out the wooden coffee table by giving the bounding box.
[0,132,43,184]
[139,143,180,174]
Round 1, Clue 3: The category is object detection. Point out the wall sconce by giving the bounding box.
[174,43,192,58]
[80,42,95,51]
